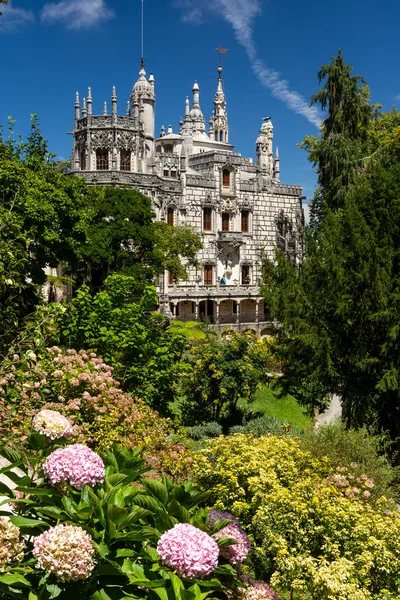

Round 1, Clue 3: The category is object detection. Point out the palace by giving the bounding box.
[70,61,304,334]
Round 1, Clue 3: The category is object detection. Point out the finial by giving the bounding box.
[111,86,117,115]
[126,100,130,116]
[167,125,173,135]
[192,81,199,91]
[75,92,80,106]
[275,147,279,159]
[82,98,87,117]
[75,92,80,120]
[103,101,108,116]
[185,96,190,116]
[160,125,165,137]
[112,86,117,99]
[87,87,92,116]
[87,87,92,100]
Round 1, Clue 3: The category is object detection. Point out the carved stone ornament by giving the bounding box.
[75,131,86,150]
[90,130,113,149]
[220,197,237,213]
[116,131,137,151]
[91,116,112,128]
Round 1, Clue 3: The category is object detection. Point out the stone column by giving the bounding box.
[216,301,220,325]
[172,303,177,319]
[195,301,199,322]
[255,300,259,324]
[236,300,240,325]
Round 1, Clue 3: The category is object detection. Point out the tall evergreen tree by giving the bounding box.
[263,53,400,452]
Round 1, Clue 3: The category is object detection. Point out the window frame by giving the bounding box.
[222,212,230,232]
[96,149,109,171]
[203,264,213,285]
[241,210,250,233]
[120,149,131,172]
[203,207,213,232]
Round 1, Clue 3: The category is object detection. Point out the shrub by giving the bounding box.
[0,414,258,600]
[298,420,398,499]
[229,415,295,437]
[193,433,400,599]
[189,422,223,440]
[0,346,172,454]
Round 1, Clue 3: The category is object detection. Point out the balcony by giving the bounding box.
[216,231,244,251]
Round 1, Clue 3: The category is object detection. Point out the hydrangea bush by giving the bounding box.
[193,433,400,600]
[0,411,273,599]
[0,346,172,454]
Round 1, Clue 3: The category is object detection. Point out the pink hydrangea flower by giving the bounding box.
[0,518,25,570]
[157,523,219,578]
[239,575,281,600]
[33,410,73,440]
[33,524,95,582]
[208,509,238,526]
[208,510,250,566]
[212,523,250,566]
[43,444,105,488]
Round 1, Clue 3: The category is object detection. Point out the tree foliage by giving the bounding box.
[263,52,400,452]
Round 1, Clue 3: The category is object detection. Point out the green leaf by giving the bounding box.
[143,479,169,506]
[169,572,184,600]
[46,583,62,599]
[9,515,49,528]
[0,573,31,587]
[215,536,238,548]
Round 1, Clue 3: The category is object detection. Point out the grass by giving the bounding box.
[242,384,313,431]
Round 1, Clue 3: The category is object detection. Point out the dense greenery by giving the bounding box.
[263,51,400,450]
[193,433,400,600]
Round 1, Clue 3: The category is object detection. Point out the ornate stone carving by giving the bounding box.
[220,197,237,213]
[90,130,113,149]
[116,131,137,151]
[91,116,112,128]
[75,131,86,150]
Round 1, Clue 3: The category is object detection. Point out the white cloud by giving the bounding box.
[395,94,400,101]
[1,1,35,30]
[174,0,322,128]
[41,0,113,29]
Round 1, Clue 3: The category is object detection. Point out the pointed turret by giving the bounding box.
[82,98,87,118]
[256,117,274,175]
[190,81,206,135]
[130,65,156,141]
[209,65,229,143]
[87,87,92,116]
[273,147,280,183]
[112,86,117,115]
[126,100,130,117]
[75,92,80,121]
[103,101,108,116]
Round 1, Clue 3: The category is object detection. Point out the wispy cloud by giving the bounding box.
[395,94,400,101]
[174,0,322,128]
[1,1,35,31]
[41,0,113,29]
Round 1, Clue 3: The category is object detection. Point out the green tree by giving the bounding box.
[76,186,202,293]
[60,274,188,415]
[300,50,375,219]
[178,332,271,427]
[263,54,400,451]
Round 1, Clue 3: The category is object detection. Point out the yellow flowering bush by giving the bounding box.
[193,434,400,599]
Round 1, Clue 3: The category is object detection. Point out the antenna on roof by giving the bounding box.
[141,0,145,69]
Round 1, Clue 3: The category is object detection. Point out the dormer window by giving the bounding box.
[222,169,230,187]
[96,149,108,170]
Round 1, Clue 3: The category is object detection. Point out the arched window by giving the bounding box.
[222,169,230,187]
[167,207,174,226]
[120,150,131,171]
[96,149,109,170]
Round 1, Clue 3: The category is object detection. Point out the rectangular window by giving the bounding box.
[96,150,109,170]
[204,265,213,285]
[223,169,230,187]
[167,207,174,226]
[170,170,177,178]
[120,150,131,171]
[241,210,249,233]
[203,207,212,231]
[222,212,230,232]
[163,169,169,177]
[168,271,174,285]
[241,265,251,285]
[80,150,86,170]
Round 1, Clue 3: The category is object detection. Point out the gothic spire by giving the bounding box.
[210,65,229,143]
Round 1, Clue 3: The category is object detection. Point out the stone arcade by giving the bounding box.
[70,62,304,334]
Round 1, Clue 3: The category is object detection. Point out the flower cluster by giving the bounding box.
[239,575,281,600]
[0,518,25,570]
[157,523,219,578]
[327,465,375,500]
[43,444,105,488]
[209,510,250,566]
[33,409,73,440]
[33,524,95,582]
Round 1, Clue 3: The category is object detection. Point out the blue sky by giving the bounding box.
[1,0,399,204]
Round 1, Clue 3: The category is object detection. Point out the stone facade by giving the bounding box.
[70,63,304,333]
